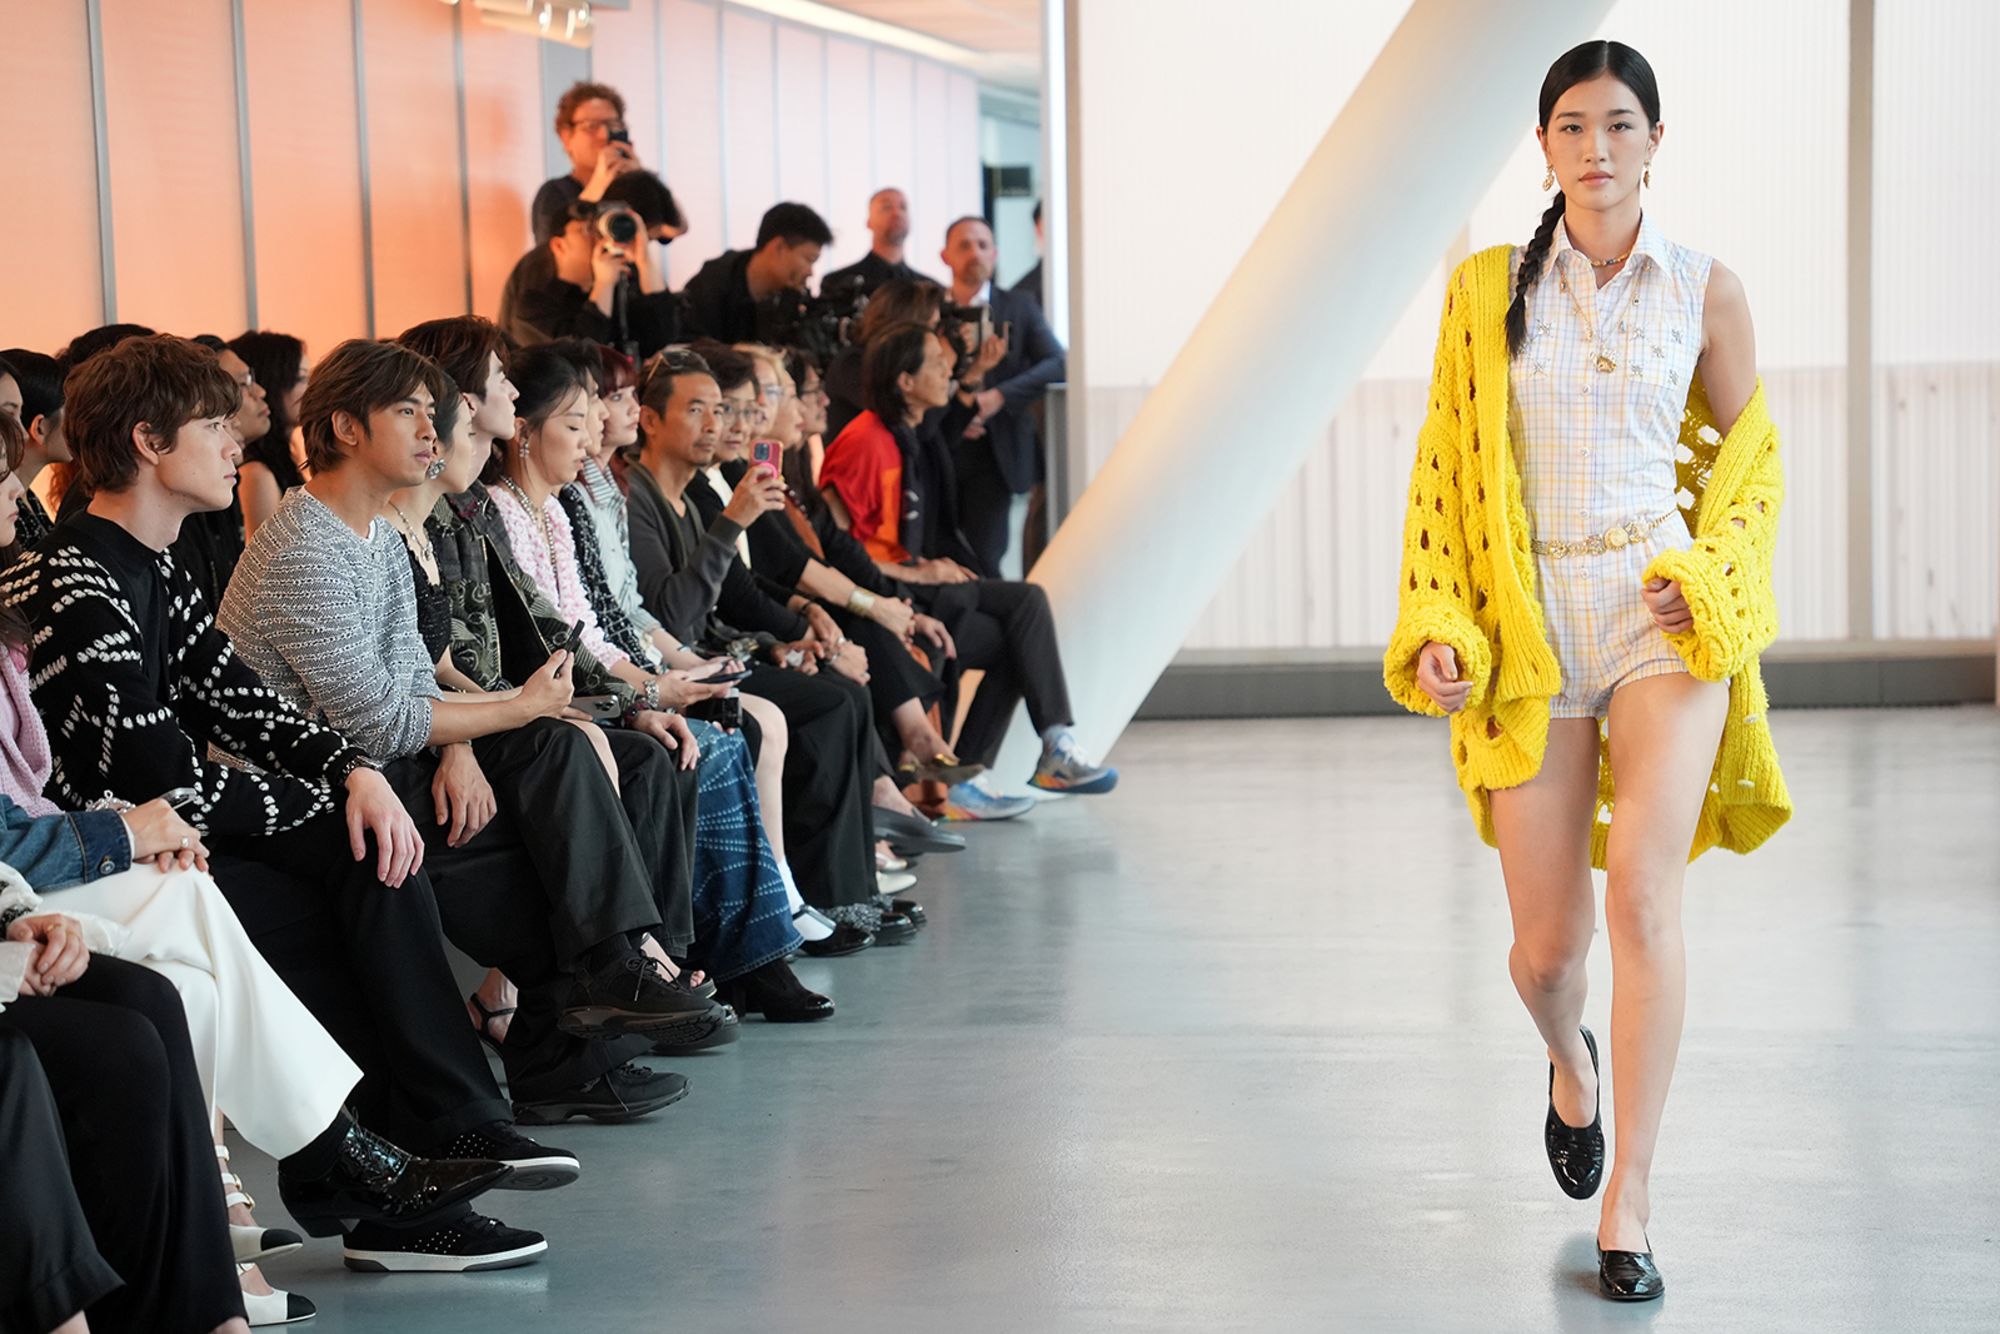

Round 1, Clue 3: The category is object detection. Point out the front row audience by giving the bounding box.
[0,287,1109,1329]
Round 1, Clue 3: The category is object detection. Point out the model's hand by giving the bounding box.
[911,612,955,659]
[121,799,209,873]
[431,742,497,848]
[634,709,701,770]
[7,914,90,995]
[870,596,915,640]
[800,602,842,645]
[1415,641,1471,714]
[344,767,425,886]
[723,467,787,526]
[651,671,733,709]
[1641,578,1693,635]
[769,639,820,674]
[520,652,578,719]
[827,641,869,685]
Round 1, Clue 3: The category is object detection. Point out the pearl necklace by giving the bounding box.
[497,476,558,564]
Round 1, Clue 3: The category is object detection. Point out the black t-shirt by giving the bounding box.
[496,246,681,358]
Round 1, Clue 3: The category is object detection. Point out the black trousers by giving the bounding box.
[0,1030,122,1334]
[385,719,684,1104]
[208,811,512,1151]
[740,663,880,908]
[956,443,1019,577]
[835,609,946,761]
[926,578,1076,769]
[0,958,242,1334]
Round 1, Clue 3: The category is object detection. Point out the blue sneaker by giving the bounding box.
[1030,732,1119,795]
[942,780,1036,822]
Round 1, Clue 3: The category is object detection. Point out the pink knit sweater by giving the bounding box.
[0,646,59,817]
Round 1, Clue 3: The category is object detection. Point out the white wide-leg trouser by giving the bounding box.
[55,864,361,1159]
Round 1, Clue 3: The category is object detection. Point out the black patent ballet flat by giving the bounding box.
[1597,1236,1664,1301]
[1544,1026,1605,1200]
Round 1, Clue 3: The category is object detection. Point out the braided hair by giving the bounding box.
[1505,40,1661,357]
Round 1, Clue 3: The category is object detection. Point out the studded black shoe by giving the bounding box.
[1597,1235,1664,1301]
[1544,1026,1604,1200]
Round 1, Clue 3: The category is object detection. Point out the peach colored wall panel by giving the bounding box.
[241,0,367,360]
[460,16,544,322]
[0,4,104,351]
[660,0,724,288]
[358,0,467,337]
[99,0,248,336]
[590,1,665,174]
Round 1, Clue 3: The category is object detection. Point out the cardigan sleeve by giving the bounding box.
[1383,283,1496,716]
[1643,379,1783,682]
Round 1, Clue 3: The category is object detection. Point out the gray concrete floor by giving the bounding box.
[232,707,2000,1333]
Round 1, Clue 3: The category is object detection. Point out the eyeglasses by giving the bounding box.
[568,116,625,137]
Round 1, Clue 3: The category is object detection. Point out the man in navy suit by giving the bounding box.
[939,216,1065,576]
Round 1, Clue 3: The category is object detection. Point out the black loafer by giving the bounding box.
[1598,1241,1664,1301]
[800,923,875,957]
[872,807,967,855]
[1545,1026,1605,1200]
[277,1115,509,1238]
[721,959,836,1023]
[870,910,919,946]
[874,895,926,928]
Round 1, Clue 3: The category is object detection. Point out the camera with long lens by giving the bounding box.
[595,202,643,247]
[754,271,869,364]
[936,302,995,378]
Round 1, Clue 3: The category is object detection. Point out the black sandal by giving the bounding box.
[467,992,517,1053]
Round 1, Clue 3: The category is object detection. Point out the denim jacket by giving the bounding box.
[0,793,132,899]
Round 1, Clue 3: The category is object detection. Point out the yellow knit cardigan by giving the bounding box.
[1382,245,1792,866]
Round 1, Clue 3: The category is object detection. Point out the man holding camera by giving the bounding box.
[940,216,1065,576]
[499,172,684,359]
[680,203,834,344]
[532,81,671,247]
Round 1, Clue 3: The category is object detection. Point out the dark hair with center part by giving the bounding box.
[1506,40,1661,357]
[861,323,936,422]
[229,330,306,473]
[298,340,447,475]
[502,345,590,483]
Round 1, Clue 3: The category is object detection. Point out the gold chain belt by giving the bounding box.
[1531,511,1674,559]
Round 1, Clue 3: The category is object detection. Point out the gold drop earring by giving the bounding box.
[1542,164,1555,191]
[1643,161,1652,188]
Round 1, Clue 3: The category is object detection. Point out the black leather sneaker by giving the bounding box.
[442,1123,579,1191]
[560,954,734,1045]
[277,1115,508,1238]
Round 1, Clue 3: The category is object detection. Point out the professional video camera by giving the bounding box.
[754,271,869,364]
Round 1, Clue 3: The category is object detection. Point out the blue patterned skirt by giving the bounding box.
[686,719,801,981]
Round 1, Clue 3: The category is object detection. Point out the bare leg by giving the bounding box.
[888,698,951,762]
[50,1315,90,1334]
[1598,673,1729,1252]
[738,693,790,865]
[1490,719,1604,1129]
[872,774,920,817]
[562,716,620,792]
[211,1319,250,1334]
[467,968,519,1044]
